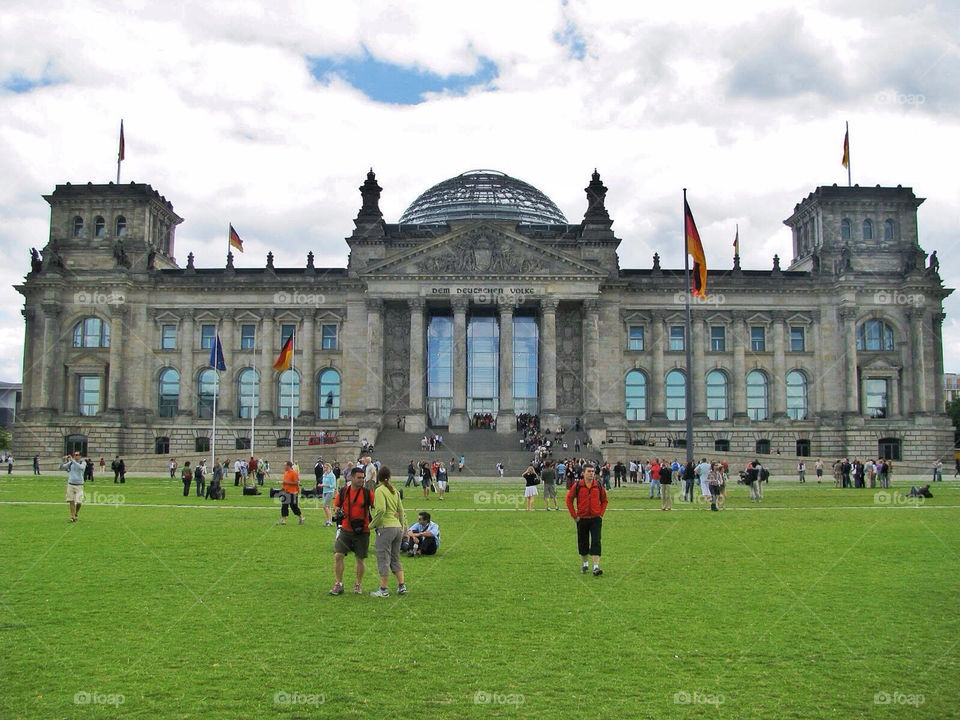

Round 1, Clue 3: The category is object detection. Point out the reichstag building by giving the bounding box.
[14,169,952,464]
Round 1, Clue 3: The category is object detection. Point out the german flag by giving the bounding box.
[685,199,707,298]
[273,335,294,371]
[229,224,244,252]
[842,128,849,168]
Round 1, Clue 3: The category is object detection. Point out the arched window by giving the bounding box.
[706,370,728,421]
[665,369,686,422]
[197,369,217,419]
[883,219,894,240]
[318,369,341,420]
[625,370,647,421]
[237,368,259,419]
[72,317,110,348]
[73,216,84,237]
[278,369,300,419]
[862,219,873,240]
[786,370,808,420]
[857,320,895,351]
[158,368,180,418]
[840,219,851,240]
[94,216,106,237]
[747,370,768,421]
[115,215,127,237]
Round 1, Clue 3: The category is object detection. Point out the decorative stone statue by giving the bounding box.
[652,252,661,271]
[44,239,64,270]
[226,251,234,270]
[29,248,42,274]
[186,252,195,270]
[266,251,275,270]
[306,251,315,270]
[929,250,939,272]
[147,247,157,270]
[113,238,130,268]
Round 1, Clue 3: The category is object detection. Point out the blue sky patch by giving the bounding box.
[308,51,498,105]
[555,19,587,60]
[2,63,60,94]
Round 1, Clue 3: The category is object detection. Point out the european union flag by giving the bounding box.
[210,334,226,371]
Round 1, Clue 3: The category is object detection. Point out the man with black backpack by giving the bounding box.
[565,464,608,576]
[329,467,374,596]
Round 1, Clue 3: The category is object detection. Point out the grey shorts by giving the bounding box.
[322,491,334,507]
[542,483,557,498]
[334,530,370,558]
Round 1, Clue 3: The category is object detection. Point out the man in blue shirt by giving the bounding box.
[404,512,440,556]
[60,451,86,522]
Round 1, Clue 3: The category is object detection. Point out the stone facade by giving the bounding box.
[12,172,953,467]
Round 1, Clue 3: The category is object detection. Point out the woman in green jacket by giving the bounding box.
[370,466,407,597]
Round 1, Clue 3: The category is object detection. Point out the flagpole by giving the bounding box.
[289,330,295,465]
[845,121,851,187]
[682,189,694,468]
[211,364,218,473]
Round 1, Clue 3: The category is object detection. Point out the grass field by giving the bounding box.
[1,472,958,719]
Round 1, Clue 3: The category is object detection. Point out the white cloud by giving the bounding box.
[0,0,958,384]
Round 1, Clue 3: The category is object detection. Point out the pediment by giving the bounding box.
[361,223,605,279]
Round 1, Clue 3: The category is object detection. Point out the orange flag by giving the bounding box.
[685,199,707,298]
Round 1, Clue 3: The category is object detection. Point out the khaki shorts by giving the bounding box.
[334,530,370,559]
[66,484,84,503]
[542,483,557,499]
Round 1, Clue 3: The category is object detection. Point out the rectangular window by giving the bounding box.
[281,324,296,346]
[161,324,177,350]
[710,326,726,352]
[240,324,256,350]
[628,325,644,351]
[194,437,210,453]
[321,323,338,350]
[669,325,685,351]
[78,376,100,416]
[235,437,251,450]
[865,378,889,418]
[790,326,805,352]
[200,324,216,350]
[751,326,766,352]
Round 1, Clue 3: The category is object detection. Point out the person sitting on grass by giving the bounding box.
[908,485,933,498]
[404,512,440,556]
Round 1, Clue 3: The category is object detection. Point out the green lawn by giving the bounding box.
[1,474,958,719]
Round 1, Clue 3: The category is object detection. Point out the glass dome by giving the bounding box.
[398,170,568,225]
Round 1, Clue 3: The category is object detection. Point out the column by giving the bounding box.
[21,308,37,411]
[365,299,384,413]
[258,312,275,420]
[496,301,514,433]
[179,312,195,416]
[218,310,235,416]
[107,307,125,410]
[539,298,558,423]
[41,303,62,411]
[772,314,787,418]
[448,297,469,433]
[408,299,425,416]
[692,316,706,420]
[582,300,600,410]
[933,313,946,412]
[651,319,665,420]
[732,314,747,420]
[909,310,927,414]
[299,311,316,420]
[840,308,859,414]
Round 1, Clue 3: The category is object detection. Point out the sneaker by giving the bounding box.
[324,521,333,527]
[328,583,344,596]
[353,583,362,595]
[593,568,603,576]
[581,564,589,574]
[370,588,389,598]
[298,516,305,525]
[277,520,286,526]
[397,584,407,595]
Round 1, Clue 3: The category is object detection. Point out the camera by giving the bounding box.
[349,518,365,534]
[332,508,344,524]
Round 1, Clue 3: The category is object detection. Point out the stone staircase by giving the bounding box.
[371,428,601,478]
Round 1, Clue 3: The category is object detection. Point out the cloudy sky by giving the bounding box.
[1,0,958,382]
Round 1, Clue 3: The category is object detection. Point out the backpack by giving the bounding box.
[182,469,193,482]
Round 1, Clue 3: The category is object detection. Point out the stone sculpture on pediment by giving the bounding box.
[414,234,560,276]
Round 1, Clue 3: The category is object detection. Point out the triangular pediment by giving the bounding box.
[361,223,605,279]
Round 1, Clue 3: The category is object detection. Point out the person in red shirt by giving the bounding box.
[329,467,375,595]
[279,460,303,525]
[565,464,608,576]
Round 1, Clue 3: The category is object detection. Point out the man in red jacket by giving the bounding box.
[565,464,608,576]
